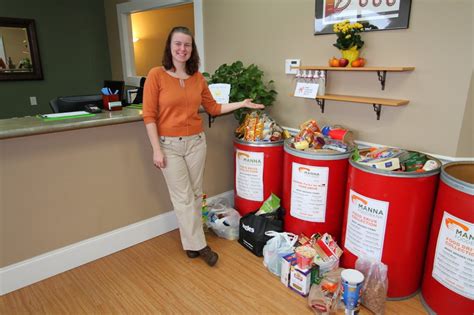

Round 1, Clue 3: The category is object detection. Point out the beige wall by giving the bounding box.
[457,71,473,157]
[0,116,235,267]
[203,0,473,157]
[132,4,194,77]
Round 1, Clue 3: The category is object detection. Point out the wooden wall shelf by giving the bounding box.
[291,66,414,120]
[294,66,415,90]
[295,66,415,72]
[315,94,409,120]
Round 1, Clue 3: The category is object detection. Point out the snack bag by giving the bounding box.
[355,257,388,315]
[255,193,280,215]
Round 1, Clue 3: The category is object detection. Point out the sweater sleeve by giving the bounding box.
[142,68,160,124]
[200,73,222,116]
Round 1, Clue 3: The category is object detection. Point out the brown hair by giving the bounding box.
[162,26,200,75]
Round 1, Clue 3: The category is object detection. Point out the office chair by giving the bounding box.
[49,95,102,113]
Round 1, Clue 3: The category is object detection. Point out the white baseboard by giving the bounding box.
[0,190,234,296]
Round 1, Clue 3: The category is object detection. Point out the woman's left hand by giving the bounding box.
[242,99,265,110]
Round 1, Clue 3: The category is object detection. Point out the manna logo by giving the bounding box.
[297,166,321,177]
[237,152,250,159]
[351,192,385,217]
[351,194,368,205]
[237,151,261,164]
[445,217,473,243]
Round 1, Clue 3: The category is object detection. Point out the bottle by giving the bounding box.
[295,69,302,83]
[318,71,326,96]
[201,193,209,232]
[313,71,320,94]
[301,70,307,83]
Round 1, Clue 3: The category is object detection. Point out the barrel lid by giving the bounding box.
[349,152,441,178]
[441,162,474,195]
[283,139,351,160]
[234,136,283,147]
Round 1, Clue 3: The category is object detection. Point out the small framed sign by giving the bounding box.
[314,0,412,35]
[294,82,319,99]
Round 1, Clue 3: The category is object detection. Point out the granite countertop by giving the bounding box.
[0,108,143,140]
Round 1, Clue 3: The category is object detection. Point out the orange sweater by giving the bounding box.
[142,67,222,136]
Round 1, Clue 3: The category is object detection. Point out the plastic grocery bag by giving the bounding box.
[207,202,241,240]
[355,257,388,315]
[262,231,297,276]
[307,269,342,314]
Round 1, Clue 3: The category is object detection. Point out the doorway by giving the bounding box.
[131,3,194,77]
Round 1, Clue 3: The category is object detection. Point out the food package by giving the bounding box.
[316,233,343,258]
[357,157,401,171]
[281,253,298,286]
[289,265,314,296]
[399,151,429,172]
[355,257,388,315]
[308,269,342,314]
[255,193,280,215]
[295,245,317,269]
[235,111,286,142]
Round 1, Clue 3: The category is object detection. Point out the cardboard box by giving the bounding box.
[358,157,401,171]
[289,265,313,296]
[280,253,297,287]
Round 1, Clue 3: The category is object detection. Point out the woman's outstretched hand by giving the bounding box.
[241,99,265,110]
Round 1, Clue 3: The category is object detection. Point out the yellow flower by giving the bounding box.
[345,35,351,39]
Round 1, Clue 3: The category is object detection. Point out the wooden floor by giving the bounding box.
[0,230,428,314]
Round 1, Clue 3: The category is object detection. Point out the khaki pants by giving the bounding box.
[159,132,207,251]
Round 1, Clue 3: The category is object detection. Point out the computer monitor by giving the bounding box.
[103,80,125,101]
[51,95,103,113]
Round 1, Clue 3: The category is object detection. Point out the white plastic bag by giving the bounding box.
[263,231,297,276]
[355,257,388,315]
[207,203,241,240]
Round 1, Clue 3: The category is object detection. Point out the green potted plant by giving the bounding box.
[203,61,277,122]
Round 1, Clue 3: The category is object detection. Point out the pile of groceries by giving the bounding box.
[262,229,387,314]
[290,119,354,153]
[235,111,291,142]
[353,147,440,172]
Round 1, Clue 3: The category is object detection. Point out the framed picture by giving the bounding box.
[314,0,412,35]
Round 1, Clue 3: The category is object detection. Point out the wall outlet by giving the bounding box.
[285,59,300,74]
[30,96,37,106]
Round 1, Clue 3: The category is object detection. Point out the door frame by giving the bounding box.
[117,0,204,86]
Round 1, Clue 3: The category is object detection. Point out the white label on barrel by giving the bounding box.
[235,149,264,201]
[344,190,389,261]
[432,211,473,300]
[290,162,329,222]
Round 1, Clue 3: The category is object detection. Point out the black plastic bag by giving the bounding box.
[238,209,283,256]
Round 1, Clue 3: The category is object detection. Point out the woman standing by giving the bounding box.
[143,26,263,267]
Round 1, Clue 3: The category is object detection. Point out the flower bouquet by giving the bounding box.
[332,20,376,66]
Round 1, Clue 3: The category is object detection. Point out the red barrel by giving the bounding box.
[234,138,283,216]
[421,162,474,315]
[340,154,441,299]
[282,140,350,240]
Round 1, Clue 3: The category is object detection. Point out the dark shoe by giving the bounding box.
[198,246,218,266]
[186,250,200,258]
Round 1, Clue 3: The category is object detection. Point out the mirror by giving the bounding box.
[0,17,43,81]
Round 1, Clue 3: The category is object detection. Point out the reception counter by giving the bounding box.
[0,108,235,275]
[0,108,143,139]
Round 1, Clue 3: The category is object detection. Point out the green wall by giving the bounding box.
[0,0,112,119]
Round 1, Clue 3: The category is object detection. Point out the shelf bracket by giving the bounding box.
[316,98,325,113]
[373,104,382,120]
[208,114,215,128]
[377,70,387,90]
